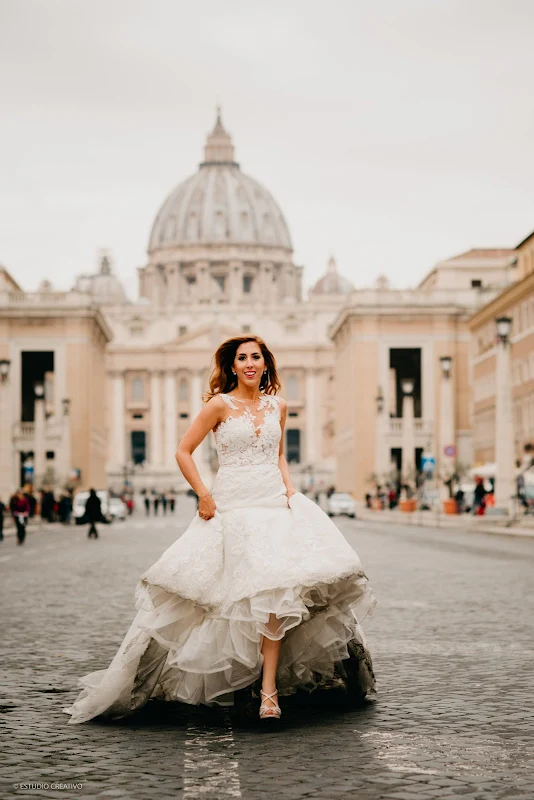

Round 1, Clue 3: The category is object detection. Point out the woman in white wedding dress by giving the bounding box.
[64,335,377,724]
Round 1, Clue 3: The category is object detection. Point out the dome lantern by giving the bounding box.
[309,255,355,296]
[200,107,238,167]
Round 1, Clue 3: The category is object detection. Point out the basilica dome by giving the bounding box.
[148,111,292,254]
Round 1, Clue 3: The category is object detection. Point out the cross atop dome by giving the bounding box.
[201,107,238,167]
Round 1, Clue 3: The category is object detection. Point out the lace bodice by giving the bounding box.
[213,393,282,468]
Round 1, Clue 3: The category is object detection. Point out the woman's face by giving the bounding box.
[233,341,266,388]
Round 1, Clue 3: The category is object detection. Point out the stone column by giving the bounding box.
[306,369,319,465]
[110,372,126,469]
[229,260,244,304]
[150,371,163,468]
[0,369,14,500]
[196,261,211,303]
[190,370,212,488]
[439,369,455,479]
[401,392,416,483]
[259,262,273,304]
[34,394,46,486]
[495,341,515,512]
[164,371,178,469]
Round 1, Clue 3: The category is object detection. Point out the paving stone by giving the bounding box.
[1,502,533,799]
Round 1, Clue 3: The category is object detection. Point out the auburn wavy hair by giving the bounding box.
[203,335,281,401]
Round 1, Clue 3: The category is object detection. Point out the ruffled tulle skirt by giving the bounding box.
[63,485,377,724]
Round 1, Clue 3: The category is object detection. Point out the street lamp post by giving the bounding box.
[401,378,416,486]
[62,398,71,488]
[375,387,386,484]
[0,359,13,500]
[494,316,515,514]
[439,356,455,489]
[33,381,46,488]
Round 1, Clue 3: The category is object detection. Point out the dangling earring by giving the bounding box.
[232,371,236,375]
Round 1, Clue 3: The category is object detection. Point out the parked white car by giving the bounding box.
[327,492,357,518]
[73,490,109,524]
[108,497,127,520]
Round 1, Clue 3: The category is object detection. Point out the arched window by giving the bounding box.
[179,377,188,402]
[131,376,145,401]
[287,375,299,400]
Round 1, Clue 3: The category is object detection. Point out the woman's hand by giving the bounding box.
[198,492,216,521]
[286,488,297,506]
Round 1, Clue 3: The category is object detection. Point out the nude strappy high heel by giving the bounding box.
[259,689,281,720]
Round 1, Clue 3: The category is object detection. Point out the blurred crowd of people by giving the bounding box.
[140,489,176,515]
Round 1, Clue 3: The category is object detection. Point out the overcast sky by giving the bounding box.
[1,0,534,296]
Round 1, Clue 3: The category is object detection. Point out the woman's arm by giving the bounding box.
[175,396,224,516]
[277,397,297,500]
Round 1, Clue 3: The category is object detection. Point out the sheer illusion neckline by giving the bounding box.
[216,393,277,440]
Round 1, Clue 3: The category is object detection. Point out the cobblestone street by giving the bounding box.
[1,496,533,800]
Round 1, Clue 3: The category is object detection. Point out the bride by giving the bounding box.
[64,335,377,724]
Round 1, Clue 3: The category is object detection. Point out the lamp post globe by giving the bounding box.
[495,316,512,344]
[439,356,452,378]
[0,359,10,381]
[401,377,415,395]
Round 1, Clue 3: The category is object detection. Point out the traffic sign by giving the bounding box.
[421,455,435,473]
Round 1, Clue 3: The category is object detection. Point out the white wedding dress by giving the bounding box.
[64,393,377,724]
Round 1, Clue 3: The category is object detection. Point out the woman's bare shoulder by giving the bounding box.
[204,394,228,412]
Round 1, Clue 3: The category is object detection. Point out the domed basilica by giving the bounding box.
[2,111,527,504]
[101,111,354,491]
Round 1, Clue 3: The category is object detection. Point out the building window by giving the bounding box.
[132,413,144,420]
[180,412,189,419]
[288,411,298,417]
[46,451,55,461]
[287,375,299,400]
[131,376,145,401]
[179,378,188,402]
[471,279,483,288]
[178,325,187,336]
[242,324,251,333]
[214,275,226,292]
[131,431,146,465]
[243,275,253,293]
[286,429,301,463]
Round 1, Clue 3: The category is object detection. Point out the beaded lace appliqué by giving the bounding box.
[214,393,281,468]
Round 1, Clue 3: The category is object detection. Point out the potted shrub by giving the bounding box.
[399,482,417,513]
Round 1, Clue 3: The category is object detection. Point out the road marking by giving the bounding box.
[183,710,242,798]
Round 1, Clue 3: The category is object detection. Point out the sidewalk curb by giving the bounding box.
[356,509,534,539]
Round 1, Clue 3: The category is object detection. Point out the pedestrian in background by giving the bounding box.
[85,489,102,539]
[41,488,55,523]
[10,489,30,545]
[153,493,160,515]
[24,486,37,518]
[0,497,5,541]
[161,492,167,515]
[472,478,486,515]
[169,490,176,513]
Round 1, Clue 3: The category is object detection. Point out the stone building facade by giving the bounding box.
[469,233,534,468]
[0,273,111,500]
[329,251,517,498]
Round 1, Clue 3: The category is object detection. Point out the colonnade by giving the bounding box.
[109,367,322,478]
